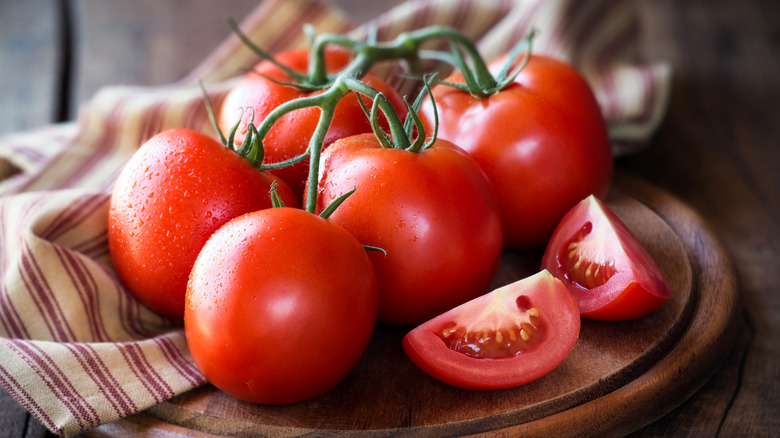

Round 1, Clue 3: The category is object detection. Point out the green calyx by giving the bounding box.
[209,21,536,215]
[427,29,537,98]
[355,74,439,153]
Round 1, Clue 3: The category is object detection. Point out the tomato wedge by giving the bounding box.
[402,271,580,390]
[542,195,672,321]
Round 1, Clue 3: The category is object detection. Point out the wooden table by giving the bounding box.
[1,0,777,436]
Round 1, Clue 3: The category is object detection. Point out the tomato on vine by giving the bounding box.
[218,46,406,202]
[419,35,613,250]
[108,128,297,318]
[313,89,503,326]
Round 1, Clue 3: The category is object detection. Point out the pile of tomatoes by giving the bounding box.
[107,26,672,404]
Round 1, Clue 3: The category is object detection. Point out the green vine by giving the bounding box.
[210,20,537,213]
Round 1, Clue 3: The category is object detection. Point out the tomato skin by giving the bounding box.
[314,133,503,326]
[218,47,407,202]
[419,54,613,250]
[402,271,580,390]
[108,128,297,318]
[184,207,378,405]
[541,195,672,321]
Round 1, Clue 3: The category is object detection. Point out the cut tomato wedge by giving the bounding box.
[402,271,580,390]
[542,195,672,321]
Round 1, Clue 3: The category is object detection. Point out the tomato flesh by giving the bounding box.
[439,293,546,359]
[542,195,672,321]
[562,222,618,289]
[402,271,580,390]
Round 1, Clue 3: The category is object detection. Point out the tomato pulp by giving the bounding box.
[542,195,672,320]
[403,271,580,390]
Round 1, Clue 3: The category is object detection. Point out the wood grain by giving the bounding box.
[2,0,779,436]
[85,174,737,437]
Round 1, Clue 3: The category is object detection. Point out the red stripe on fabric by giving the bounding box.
[53,245,109,342]
[66,343,137,417]
[182,93,207,132]
[243,0,292,54]
[71,230,110,259]
[5,143,47,163]
[8,340,100,430]
[40,193,107,242]
[55,95,133,190]
[272,1,341,52]
[137,98,168,148]
[637,66,657,124]
[547,0,583,56]
[119,342,175,403]
[0,288,27,338]
[0,201,31,339]
[593,4,636,66]
[505,0,544,55]
[0,363,58,432]
[452,0,476,31]
[154,335,206,387]
[19,242,76,342]
[569,0,625,67]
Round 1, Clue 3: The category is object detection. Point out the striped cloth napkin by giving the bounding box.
[0,0,670,435]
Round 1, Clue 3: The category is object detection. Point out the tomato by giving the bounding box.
[184,207,378,404]
[314,133,503,326]
[402,270,580,390]
[419,54,613,250]
[541,195,672,320]
[108,128,297,318]
[218,47,407,202]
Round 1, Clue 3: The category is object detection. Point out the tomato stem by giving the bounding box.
[304,102,336,213]
[225,23,529,211]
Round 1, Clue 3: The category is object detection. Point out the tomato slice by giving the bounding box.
[542,195,672,321]
[402,271,580,390]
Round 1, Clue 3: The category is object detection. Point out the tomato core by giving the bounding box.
[439,295,545,359]
[562,222,617,289]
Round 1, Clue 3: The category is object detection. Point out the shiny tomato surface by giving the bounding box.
[420,54,613,249]
[315,133,503,326]
[108,128,297,318]
[185,207,378,404]
[219,47,406,201]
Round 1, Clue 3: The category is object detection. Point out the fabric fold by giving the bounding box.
[0,0,671,435]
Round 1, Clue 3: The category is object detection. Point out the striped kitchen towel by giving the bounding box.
[0,0,671,435]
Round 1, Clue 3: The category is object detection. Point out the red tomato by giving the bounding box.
[218,47,407,202]
[184,207,378,404]
[419,54,613,250]
[108,128,297,318]
[314,133,503,326]
[541,195,672,320]
[402,270,580,390]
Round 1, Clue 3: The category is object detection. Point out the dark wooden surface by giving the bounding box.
[1,0,777,436]
[86,176,740,437]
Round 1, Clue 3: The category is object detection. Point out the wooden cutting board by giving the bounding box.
[91,173,741,437]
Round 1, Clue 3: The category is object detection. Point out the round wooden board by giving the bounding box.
[91,173,741,437]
